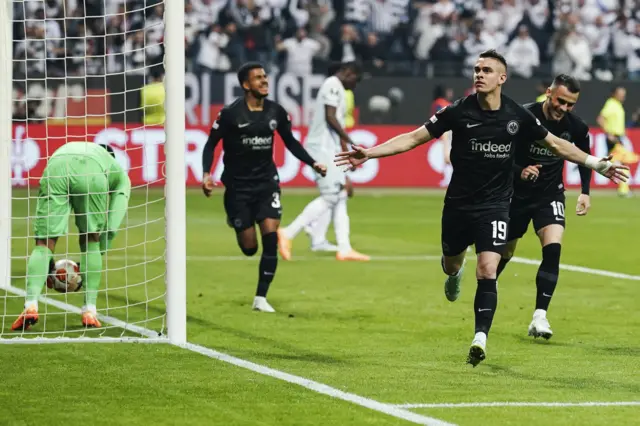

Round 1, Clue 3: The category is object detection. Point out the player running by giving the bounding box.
[495,74,592,340]
[335,50,629,366]
[201,62,327,313]
[277,62,369,262]
[12,142,131,330]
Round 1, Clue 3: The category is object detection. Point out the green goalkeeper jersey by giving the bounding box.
[49,142,131,196]
[36,142,131,242]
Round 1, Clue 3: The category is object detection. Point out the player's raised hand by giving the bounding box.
[594,155,630,183]
[520,164,542,182]
[335,145,369,168]
[313,162,327,177]
[202,174,216,198]
[576,193,591,216]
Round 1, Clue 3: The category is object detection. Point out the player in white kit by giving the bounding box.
[278,62,369,261]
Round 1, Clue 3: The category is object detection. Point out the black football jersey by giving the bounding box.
[513,102,592,199]
[425,94,549,209]
[202,98,315,188]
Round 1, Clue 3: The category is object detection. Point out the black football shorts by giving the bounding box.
[508,193,566,241]
[441,203,510,256]
[223,184,282,231]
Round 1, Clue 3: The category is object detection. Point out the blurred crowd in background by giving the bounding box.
[11,0,640,81]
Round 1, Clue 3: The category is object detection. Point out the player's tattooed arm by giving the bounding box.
[325,105,353,151]
[334,126,433,167]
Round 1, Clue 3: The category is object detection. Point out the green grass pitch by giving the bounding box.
[1,188,639,426]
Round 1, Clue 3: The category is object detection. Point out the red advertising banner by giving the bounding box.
[11,124,640,188]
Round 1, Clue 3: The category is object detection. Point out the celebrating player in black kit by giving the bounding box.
[496,75,591,340]
[335,50,628,366]
[202,62,327,313]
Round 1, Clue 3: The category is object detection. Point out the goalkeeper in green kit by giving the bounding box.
[12,142,131,331]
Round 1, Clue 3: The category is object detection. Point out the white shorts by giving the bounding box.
[307,146,346,194]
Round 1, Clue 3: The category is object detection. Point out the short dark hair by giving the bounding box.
[611,85,625,95]
[237,62,264,87]
[340,60,362,75]
[479,49,508,72]
[327,61,342,76]
[98,144,115,158]
[552,74,580,93]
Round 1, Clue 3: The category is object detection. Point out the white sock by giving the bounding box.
[309,210,332,246]
[474,331,487,344]
[24,300,38,311]
[333,190,352,254]
[534,309,547,319]
[282,196,331,240]
[82,304,97,315]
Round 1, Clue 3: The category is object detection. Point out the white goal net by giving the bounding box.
[0,0,186,343]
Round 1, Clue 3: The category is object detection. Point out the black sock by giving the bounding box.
[496,257,511,279]
[256,232,278,297]
[474,279,498,335]
[536,243,561,311]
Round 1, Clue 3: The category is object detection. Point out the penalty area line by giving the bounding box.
[1,287,454,426]
[394,401,640,409]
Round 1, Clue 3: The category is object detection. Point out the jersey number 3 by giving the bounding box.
[271,192,281,209]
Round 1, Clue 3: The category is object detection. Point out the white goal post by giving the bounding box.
[0,0,186,344]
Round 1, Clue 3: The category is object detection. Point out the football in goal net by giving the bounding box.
[1,0,186,344]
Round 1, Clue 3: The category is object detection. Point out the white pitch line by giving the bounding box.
[97,254,640,281]
[180,343,454,426]
[3,286,159,338]
[394,402,640,409]
[511,256,640,281]
[1,286,453,426]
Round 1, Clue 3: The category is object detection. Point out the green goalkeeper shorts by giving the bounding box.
[34,156,109,239]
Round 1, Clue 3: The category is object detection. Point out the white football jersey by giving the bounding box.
[306,76,346,153]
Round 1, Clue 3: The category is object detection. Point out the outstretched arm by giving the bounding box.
[334,126,434,168]
[539,132,628,182]
[366,126,434,159]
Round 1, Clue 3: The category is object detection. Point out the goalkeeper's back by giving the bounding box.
[47,142,130,194]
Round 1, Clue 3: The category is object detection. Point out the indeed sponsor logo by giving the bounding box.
[470,139,512,159]
[242,136,273,149]
[529,142,556,157]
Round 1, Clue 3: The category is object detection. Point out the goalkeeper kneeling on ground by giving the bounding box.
[12,142,131,331]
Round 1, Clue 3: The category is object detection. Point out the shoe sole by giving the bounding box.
[252,308,276,313]
[467,345,486,367]
[528,327,553,340]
